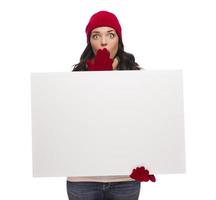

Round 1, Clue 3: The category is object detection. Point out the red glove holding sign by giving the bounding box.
[130,166,156,182]
[87,48,113,71]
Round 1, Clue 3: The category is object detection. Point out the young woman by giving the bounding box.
[72,11,141,72]
[67,11,155,200]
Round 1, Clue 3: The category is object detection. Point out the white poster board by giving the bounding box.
[31,70,185,177]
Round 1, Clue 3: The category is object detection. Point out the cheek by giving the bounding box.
[90,41,100,55]
[108,42,118,59]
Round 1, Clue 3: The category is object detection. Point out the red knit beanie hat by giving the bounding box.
[85,11,122,43]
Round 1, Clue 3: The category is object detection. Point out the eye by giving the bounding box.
[91,34,100,40]
[109,33,115,38]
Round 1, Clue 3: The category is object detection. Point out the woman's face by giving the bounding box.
[90,26,119,59]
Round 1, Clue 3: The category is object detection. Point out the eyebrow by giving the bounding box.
[91,30,116,34]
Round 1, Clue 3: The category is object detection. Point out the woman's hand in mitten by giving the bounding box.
[87,48,113,71]
[130,166,156,182]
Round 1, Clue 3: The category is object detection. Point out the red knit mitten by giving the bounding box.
[87,48,113,71]
[130,166,156,182]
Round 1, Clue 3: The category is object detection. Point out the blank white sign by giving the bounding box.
[31,70,185,177]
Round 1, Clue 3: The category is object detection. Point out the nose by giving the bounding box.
[101,36,108,47]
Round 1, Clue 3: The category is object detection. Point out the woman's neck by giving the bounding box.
[112,57,119,70]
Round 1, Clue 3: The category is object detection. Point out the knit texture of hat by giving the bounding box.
[85,11,122,43]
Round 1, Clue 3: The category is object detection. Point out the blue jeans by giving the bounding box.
[67,181,141,200]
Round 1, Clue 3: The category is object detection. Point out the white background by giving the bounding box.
[0,0,215,199]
